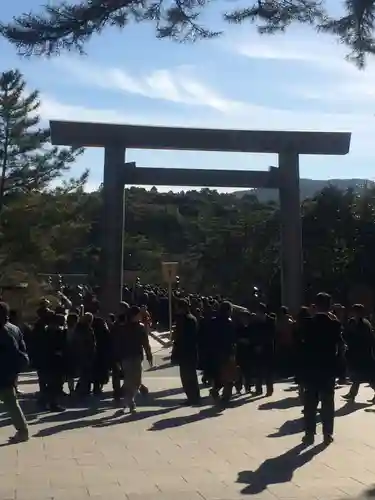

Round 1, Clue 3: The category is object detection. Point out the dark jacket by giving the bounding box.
[345,318,375,381]
[0,322,29,389]
[73,323,96,370]
[252,315,276,360]
[300,313,343,382]
[44,325,67,375]
[210,315,236,363]
[172,313,198,365]
[112,321,152,361]
[92,316,111,383]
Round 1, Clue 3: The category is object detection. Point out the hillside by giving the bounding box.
[236,178,375,202]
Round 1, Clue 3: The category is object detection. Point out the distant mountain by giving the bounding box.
[235,178,375,203]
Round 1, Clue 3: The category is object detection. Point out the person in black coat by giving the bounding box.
[197,302,216,386]
[89,301,111,395]
[299,292,344,446]
[0,302,29,442]
[253,303,276,397]
[43,313,67,412]
[172,298,200,405]
[32,307,55,408]
[209,301,236,405]
[235,311,254,394]
[342,304,375,403]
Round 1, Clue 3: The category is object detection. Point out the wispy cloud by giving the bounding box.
[232,29,371,76]
[232,28,375,110]
[237,39,317,63]
[40,94,233,127]
[53,58,240,113]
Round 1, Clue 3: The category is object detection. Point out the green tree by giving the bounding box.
[3,178,375,309]
[0,69,82,219]
[0,0,373,67]
[0,172,91,282]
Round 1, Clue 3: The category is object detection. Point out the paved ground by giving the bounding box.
[1,346,375,500]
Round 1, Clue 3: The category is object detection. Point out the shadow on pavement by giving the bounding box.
[227,394,261,408]
[364,486,375,497]
[267,416,305,438]
[148,391,264,431]
[340,485,375,499]
[335,401,369,417]
[33,406,177,437]
[35,406,106,423]
[150,387,184,399]
[237,442,326,495]
[268,400,368,439]
[259,396,300,411]
[147,362,172,371]
[93,407,177,428]
[149,406,222,431]
[0,386,187,435]
[32,417,102,437]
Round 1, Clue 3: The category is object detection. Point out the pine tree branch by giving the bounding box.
[1,0,375,65]
[224,0,324,31]
[0,0,218,56]
[318,0,375,68]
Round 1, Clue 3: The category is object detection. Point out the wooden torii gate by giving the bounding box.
[50,121,351,314]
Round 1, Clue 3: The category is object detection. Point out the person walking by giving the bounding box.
[115,306,153,413]
[300,293,343,446]
[209,301,236,405]
[342,304,375,403]
[0,302,29,443]
[172,299,201,405]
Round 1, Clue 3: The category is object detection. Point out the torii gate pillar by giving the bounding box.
[102,147,126,314]
[279,151,302,312]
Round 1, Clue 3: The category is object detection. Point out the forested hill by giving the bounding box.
[236,178,374,203]
[3,183,375,311]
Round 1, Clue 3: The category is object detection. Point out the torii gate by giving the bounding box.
[50,121,351,314]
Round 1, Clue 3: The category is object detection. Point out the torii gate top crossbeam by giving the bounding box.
[50,121,351,155]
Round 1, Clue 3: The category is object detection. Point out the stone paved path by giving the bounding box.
[1,359,375,500]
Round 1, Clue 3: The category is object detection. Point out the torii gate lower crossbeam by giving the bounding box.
[49,121,351,314]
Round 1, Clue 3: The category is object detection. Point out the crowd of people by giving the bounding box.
[0,284,375,450]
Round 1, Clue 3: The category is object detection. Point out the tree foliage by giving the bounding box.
[121,185,375,308]
[3,180,375,309]
[0,69,82,217]
[0,68,87,287]
[1,0,375,67]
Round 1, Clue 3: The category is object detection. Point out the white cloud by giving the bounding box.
[233,28,375,109]
[54,58,240,112]
[231,28,356,72]
[40,96,129,124]
[144,69,184,102]
[51,45,375,124]
[38,41,375,164]
[40,95,218,127]
[236,38,319,63]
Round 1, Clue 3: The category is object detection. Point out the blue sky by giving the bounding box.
[2,0,375,191]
